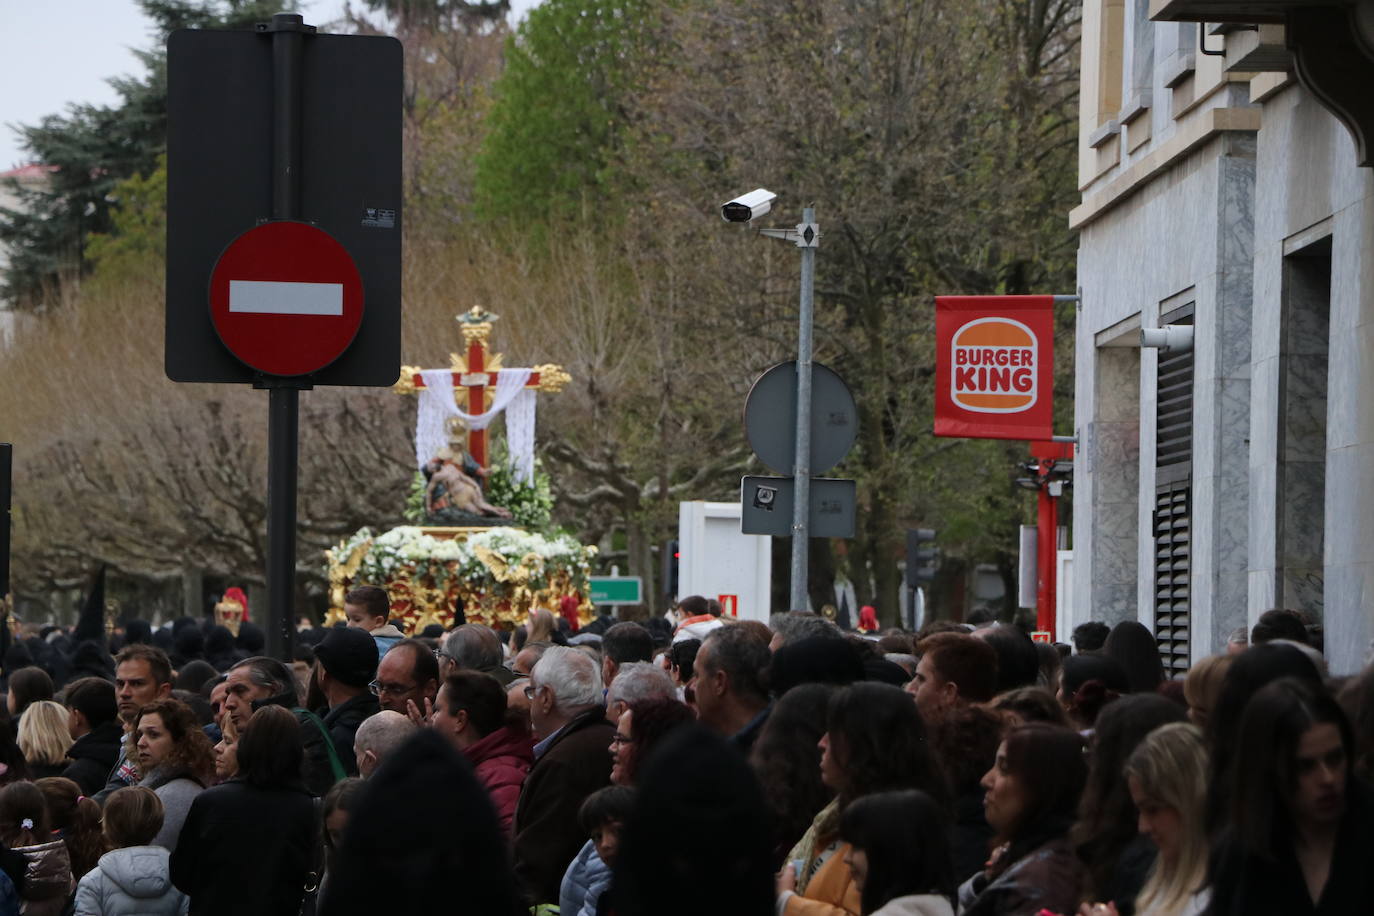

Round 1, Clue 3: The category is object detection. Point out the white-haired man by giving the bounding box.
[512,646,614,908]
[353,710,417,779]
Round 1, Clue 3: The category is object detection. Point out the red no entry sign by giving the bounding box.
[209,221,365,377]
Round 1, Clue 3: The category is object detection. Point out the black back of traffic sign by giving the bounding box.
[165,27,402,386]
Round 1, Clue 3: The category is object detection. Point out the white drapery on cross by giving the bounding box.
[415,367,537,483]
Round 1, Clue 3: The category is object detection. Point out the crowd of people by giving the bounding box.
[0,594,1369,915]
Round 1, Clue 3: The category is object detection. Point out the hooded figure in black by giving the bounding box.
[171,622,205,669]
[235,621,266,655]
[767,635,865,697]
[203,625,244,672]
[613,725,775,915]
[318,730,522,916]
[66,641,116,683]
[123,619,152,646]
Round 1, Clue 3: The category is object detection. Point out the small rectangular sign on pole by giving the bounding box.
[589,576,643,605]
[934,296,1055,441]
[741,476,856,538]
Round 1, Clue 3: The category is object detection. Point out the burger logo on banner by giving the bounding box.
[951,317,1038,413]
[934,295,1055,441]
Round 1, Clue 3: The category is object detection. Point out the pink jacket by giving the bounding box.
[464,725,535,835]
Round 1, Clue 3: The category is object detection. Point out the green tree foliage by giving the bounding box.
[605,0,1082,618]
[0,1,280,307]
[84,157,168,292]
[472,0,657,224]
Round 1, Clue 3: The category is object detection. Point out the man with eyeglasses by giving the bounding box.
[312,625,381,777]
[375,638,441,721]
[513,646,614,909]
[437,624,516,688]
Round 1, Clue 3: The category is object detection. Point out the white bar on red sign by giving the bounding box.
[228,280,344,316]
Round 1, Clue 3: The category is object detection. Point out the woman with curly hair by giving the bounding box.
[19,701,74,779]
[131,698,213,853]
[752,683,836,869]
[929,704,1005,886]
[777,682,949,916]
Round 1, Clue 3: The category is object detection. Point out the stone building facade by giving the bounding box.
[1070,2,1374,673]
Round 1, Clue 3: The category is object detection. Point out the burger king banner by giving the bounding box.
[935,295,1054,441]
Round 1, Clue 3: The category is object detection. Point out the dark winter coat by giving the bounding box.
[464,724,535,835]
[13,839,73,916]
[956,836,1084,916]
[170,780,316,916]
[63,720,125,797]
[512,706,614,906]
[1206,780,1374,916]
[318,692,380,778]
[949,790,995,888]
[251,690,338,796]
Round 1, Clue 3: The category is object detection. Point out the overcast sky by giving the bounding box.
[0,0,538,171]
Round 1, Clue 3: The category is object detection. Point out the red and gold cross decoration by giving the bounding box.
[394,306,570,468]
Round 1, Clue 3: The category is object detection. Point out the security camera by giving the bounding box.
[722,188,778,223]
[1139,325,1193,353]
[752,485,778,510]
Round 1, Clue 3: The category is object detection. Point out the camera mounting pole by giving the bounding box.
[756,211,820,610]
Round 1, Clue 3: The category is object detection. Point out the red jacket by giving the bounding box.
[465,725,535,835]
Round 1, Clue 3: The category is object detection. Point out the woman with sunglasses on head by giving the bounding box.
[1207,677,1374,915]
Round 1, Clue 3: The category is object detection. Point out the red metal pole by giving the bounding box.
[1036,457,1056,634]
[467,338,487,468]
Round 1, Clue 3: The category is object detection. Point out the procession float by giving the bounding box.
[324,307,596,632]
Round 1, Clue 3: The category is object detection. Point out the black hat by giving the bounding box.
[314,627,379,688]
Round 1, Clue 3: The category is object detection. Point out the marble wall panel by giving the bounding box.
[1322,560,1374,674]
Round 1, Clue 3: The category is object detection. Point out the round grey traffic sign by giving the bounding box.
[744,360,858,474]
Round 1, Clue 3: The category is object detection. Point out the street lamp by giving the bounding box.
[722,189,820,612]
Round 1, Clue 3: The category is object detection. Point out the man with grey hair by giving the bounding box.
[224,655,338,795]
[604,661,675,724]
[353,710,418,778]
[513,646,614,908]
[767,610,842,652]
[439,623,516,687]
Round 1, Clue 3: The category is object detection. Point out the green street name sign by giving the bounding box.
[589,576,643,605]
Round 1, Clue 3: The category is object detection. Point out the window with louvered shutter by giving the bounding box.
[1154,482,1191,675]
[1154,308,1193,676]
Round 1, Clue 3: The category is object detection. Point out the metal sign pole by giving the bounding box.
[789,207,817,611]
[262,12,311,662]
[0,444,10,600]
